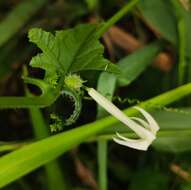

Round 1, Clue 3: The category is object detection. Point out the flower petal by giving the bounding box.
[134,106,160,134]
[130,117,149,129]
[113,133,153,151]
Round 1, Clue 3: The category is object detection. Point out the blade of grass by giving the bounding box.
[0,83,191,188]
[0,0,47,47]
[117,42,161,86]
[138,0,178,45]
[29,108,67,190]
[0,142,28,152]
[170,0,186,85]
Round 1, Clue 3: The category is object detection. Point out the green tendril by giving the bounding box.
[50,87,82,132]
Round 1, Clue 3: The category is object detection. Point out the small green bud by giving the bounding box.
[64,74,84,90]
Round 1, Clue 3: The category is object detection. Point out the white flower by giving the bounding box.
[87,88,159,151]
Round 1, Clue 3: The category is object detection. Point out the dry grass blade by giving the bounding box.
[74,158,98,190]
[108,26,173,72]
[170,163,191,182]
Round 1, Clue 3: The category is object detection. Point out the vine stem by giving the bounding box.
[96,0,140,38]
[0,92,59,108]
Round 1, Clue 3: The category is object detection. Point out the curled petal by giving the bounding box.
[113,133,153,151]
[134,106,159,135]
[130,117,149,129]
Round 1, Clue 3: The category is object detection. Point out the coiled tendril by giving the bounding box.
[50,75,84,132]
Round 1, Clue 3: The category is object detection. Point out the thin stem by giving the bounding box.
[0,93,59,108]
[96,0,139,38]
[171,0,186,85]
[96,72,116,190]
[98,140,108,190]
[137,83,191,110]
[178,18,186,85]
[97,102,110,190]
[0,70,59,108]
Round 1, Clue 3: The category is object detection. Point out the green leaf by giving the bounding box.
[28,24,120,88]
[153,132,191,153]
[138,0,191,57]
[117,42,161,86]
[95,42,161,91]
[29,29,59,86]
[152,108,191,153]
[138,0,178,45]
